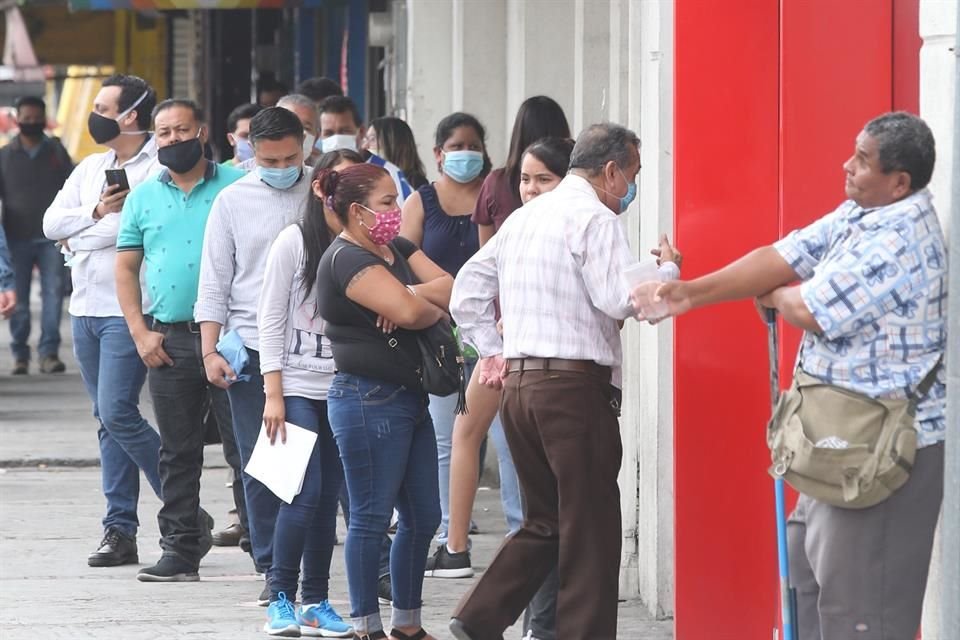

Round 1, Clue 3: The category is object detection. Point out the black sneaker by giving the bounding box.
[423,544,473,578]
[88,527,138,567]
[39,355,66,374]
[11,360,27,375]
[136,554,199,582]
[377,573,392,605]
[257,578,271,606]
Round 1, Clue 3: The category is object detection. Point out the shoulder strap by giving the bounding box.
[910,355,943,407]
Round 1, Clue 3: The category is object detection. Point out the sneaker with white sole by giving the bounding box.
[297,600,353,637]
[424,544,473,578]
[265,592,301,637]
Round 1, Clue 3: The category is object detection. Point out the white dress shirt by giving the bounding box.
[195,169,310,351]
[450,174,678,387]
[43,137,160,318]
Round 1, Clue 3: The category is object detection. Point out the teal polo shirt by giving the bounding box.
[118,161,243,323]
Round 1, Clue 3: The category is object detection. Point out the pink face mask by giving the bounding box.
[358,205,402,245]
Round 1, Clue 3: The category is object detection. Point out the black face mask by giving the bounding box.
[88,112,121,145]
[158,137,204,174]
[18,122,44,138]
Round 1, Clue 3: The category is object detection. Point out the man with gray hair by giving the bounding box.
[447,123,681,640]
[276,93,321,165]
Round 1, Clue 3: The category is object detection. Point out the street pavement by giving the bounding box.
[0,301,674,639]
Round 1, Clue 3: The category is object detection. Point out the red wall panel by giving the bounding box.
[894,0,921,113]
[674,1,907,638]
[779,0,894,380]
[674,1,780,637]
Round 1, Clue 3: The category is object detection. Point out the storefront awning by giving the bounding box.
[69,0,324,9]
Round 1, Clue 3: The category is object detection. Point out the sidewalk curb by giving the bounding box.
[0,459,230,469]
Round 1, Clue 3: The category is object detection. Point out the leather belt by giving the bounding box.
[150,317,201,334]
[506,357,611,380]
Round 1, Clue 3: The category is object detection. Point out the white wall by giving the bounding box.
[919,1,958,637]
[398,0,676,618]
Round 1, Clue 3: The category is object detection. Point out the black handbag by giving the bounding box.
[331,246,467,413]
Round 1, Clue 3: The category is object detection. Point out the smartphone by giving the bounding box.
[105,168,130,192]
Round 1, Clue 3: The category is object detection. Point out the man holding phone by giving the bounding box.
[43,75,167,569]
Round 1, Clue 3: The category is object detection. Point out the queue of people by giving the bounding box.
[9,66,944,640]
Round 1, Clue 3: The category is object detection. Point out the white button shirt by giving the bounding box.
[450,174,678,387]
[43,137,160,318]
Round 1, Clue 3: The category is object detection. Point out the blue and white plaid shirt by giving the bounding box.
[773,189,947,447]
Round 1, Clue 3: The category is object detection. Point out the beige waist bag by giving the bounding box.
[766,358,941,509]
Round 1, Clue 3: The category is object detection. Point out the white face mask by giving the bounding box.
[321,134,358,153]
[302,133,317,158]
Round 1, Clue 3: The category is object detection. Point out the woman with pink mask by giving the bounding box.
[316,163,453,640]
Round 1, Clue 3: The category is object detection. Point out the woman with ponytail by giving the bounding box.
[256,160,355,638]
[316,163,453,640]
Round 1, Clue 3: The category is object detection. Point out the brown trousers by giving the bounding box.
[453,369,623,640]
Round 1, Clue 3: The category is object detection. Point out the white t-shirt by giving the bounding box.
[258,224,334,400]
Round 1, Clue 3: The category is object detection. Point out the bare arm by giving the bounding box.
[478,223,495,247]
[346,265,445,330]
[637,246,798,320]
[406,249,454,310]
[758,286,823,334]
[399,191,425,247]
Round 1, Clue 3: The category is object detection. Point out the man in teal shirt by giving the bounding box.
[116,99,243,582]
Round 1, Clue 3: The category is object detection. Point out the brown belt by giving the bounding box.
[506,357,611,380]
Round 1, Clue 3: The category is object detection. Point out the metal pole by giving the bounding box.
[940,5,960,636]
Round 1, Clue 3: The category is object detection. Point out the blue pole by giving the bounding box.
[766,309,796,640]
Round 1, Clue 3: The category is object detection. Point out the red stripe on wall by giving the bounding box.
[674,1,780,637]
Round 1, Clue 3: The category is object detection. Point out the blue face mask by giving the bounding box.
[442,150,484,183]
[614,166,638,213]
[258,165,301,190]
[235,138,254,163]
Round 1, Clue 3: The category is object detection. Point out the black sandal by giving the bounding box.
[355,633,387,640]
[390,629,428,640]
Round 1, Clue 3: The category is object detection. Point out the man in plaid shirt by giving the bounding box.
[635,112,945,640]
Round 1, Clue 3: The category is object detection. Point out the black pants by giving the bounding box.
[148,322,232,566]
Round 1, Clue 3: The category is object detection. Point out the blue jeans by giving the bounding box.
[225,348,282,576]
[327,373,441,634]
[72,316,161,537]
[9,239,63,361]
[430,362,523,541]
[271,396,343,604]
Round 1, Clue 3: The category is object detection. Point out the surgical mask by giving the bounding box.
[597,166,638,214]
[442,150,484,183]
[234,137,254,163]
[321,134,358,153]
[87,89,150,145]
[18,122,44,138]
[258,165,302,190]
[302,133,317,159]
[158,131,204,174]
[358,204,402,245]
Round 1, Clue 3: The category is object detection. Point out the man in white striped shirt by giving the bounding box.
[448,123,681,640]
[195,107,311,604]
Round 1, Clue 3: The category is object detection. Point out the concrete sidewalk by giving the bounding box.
[0,309,674,639]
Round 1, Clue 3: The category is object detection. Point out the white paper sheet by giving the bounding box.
[244,422,318,504]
